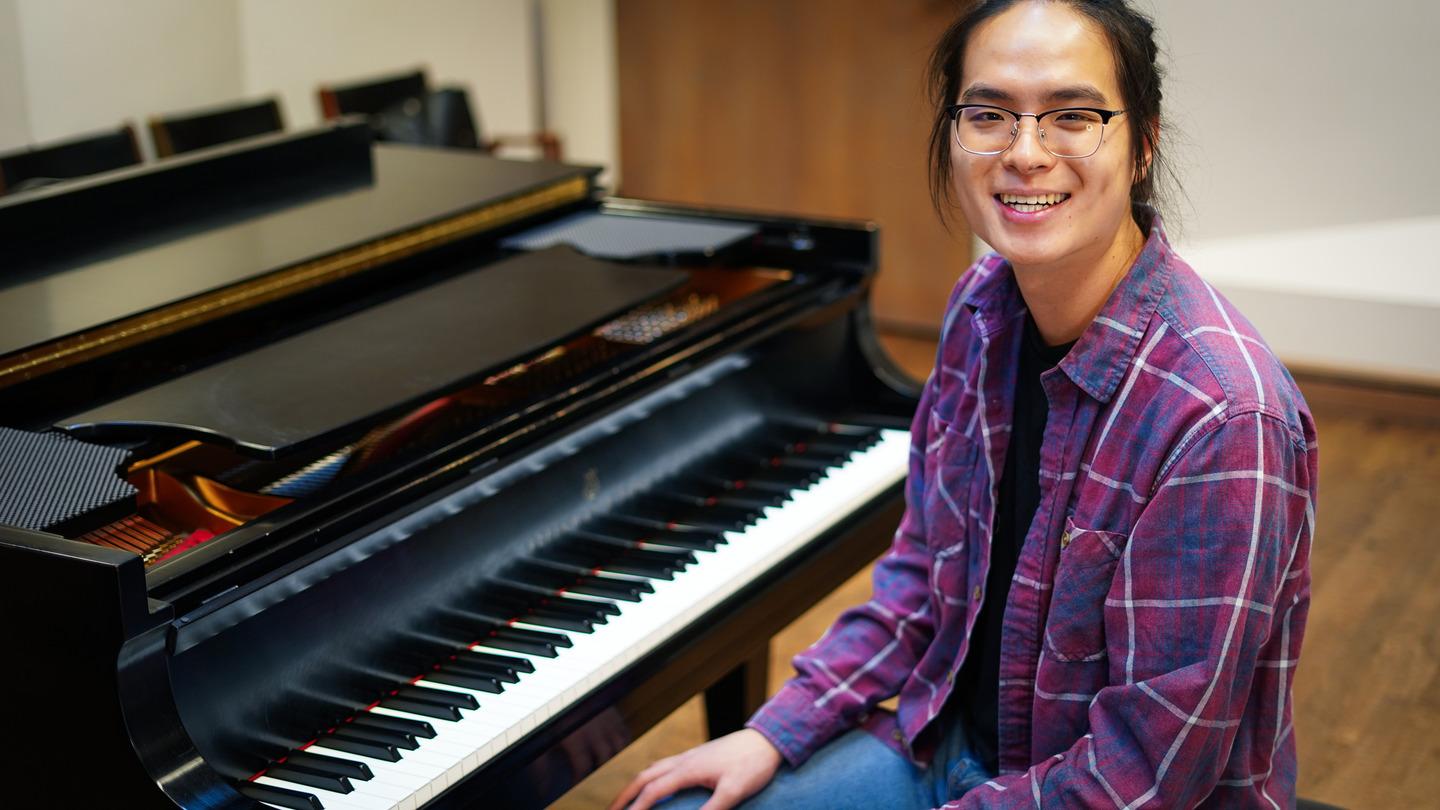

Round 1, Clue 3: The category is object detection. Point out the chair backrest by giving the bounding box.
[367,87,481,150]
[0,125,141,195]
[318,70,428,119]
[150,99,284,158]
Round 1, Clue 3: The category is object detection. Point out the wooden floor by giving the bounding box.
[555,333,1440,809]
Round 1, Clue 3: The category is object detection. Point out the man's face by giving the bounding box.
[952,1,1142,272]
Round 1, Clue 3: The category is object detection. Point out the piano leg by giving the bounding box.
[704,646,770,738]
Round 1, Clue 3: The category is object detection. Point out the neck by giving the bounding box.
[1011,213,1146,346]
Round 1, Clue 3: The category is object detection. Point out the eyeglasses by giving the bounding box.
[944,104,1127,159]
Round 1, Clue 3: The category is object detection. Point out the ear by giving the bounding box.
[1137,117,1158,181]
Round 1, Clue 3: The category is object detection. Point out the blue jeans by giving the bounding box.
[655,714,994,809]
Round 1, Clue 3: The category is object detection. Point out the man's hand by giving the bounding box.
[608,728,784,810]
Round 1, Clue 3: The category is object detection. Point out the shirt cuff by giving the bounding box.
[745,681,853,768]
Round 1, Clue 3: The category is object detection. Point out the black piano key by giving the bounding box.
[284,750,373,781]
[266,765,353,794]
[567,534,698,564]
[521,608,595,633]
[396,683,480,710]
[377,697,463,722]
[465,648,536,674]
[658,484,785,510]
[709,445,827,475]
[680,470,810,495]
[541,542,688,581]
[332,725,419,751]
[350,713,436,739]
[539,597,615,622]
[624,530,720,552]
[426,669,505,693]
[238,781,323,810]
[479,631,561,658]
[586,517,724,551]
[536,545,673,581]
[809,420,881,435]
[765,428,873,455]
[491,580,622,613]
[568,576,649,602]
[449,648,529,674]
[779,440,856,464]
[432,607,571,652]
[749,453,834,473]
[510,559,653,599]
[465,591,532,617]
[317,733,403,761]
[624,497,756,530]
[610,508,745,535]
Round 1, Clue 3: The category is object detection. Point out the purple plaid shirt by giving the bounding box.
[748,212,1317,808]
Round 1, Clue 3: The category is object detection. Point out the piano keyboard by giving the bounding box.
[239,423,910,810]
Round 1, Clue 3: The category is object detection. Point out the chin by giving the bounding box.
[979,229,1065,268]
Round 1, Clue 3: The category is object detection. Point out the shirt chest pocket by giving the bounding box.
[1043,516,1130,662]
[921,423,983,556]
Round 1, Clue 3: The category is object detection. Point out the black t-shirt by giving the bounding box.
[954,314,1073,773]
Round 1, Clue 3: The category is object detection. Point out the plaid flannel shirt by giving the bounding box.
[748,211,1317,808]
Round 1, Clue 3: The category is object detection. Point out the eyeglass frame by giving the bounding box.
[943,103,1127,159]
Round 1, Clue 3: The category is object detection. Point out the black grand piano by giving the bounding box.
[0,123,920,809]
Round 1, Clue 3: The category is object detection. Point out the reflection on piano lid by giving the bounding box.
[0,124,919,809]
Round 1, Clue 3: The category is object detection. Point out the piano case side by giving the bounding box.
[0,527,252,807]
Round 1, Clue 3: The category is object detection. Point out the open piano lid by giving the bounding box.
[56,245,685,457]
[0,121,597,391]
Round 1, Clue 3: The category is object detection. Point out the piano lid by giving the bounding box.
[56,246,686,458]
[0,123,596,388]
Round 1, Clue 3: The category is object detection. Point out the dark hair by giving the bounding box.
[926,0,1171,225]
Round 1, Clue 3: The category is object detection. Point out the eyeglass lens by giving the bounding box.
[953,107,1106,158]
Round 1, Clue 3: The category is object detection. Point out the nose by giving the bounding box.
[1001,115,1055,173]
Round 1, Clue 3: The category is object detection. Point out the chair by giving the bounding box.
[149,98,284,158]
[0,124,141,195]
[318,69,562,160]
[318,69,429,120]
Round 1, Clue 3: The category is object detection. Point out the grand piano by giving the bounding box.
[0,122,920,809]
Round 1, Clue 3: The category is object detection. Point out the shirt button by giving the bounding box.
[1060,530,1072,549]
[973,585,983,601]
[947,670,956,684]
[892,729,904,741]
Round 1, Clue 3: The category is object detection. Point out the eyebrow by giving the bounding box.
[959,83,1111,107]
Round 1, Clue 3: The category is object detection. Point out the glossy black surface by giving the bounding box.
[0,128,593,359]
[58,246,685,457]
[0,130,925,809]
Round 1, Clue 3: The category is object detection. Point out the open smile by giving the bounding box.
[995,192,1071,213]
[992,192,1071,223]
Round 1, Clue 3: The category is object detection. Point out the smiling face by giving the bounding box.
[953,1,1145,274]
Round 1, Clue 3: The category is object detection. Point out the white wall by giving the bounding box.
[539,0,618,187]
[0,0,546,157]
[1139,0,1440,379]
[236,0,537,139]
[0,0,30,149]
[7,0,243,158]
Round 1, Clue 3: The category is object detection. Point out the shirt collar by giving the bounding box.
[961,206,1175,403]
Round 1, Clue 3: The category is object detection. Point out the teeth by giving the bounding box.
[999,193,1069,205]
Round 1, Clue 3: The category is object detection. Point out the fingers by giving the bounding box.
[607,758,677,810]
[697,779,748,810]
[627,769,694,810]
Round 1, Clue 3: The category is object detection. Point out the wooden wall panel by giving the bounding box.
[617,0,970,333]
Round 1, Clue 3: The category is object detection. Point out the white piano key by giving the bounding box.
[282,430,909,810]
